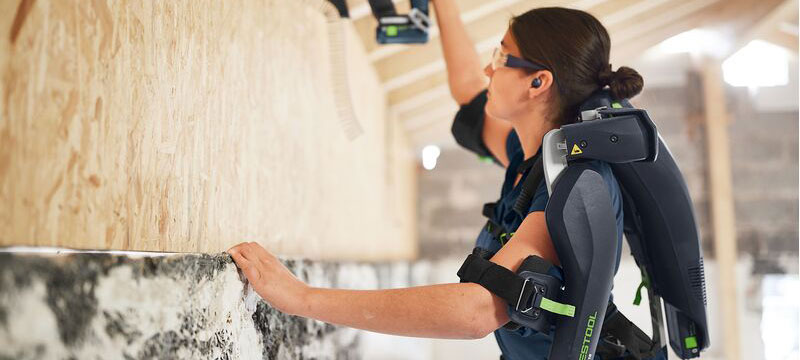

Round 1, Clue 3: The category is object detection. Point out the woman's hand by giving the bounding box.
[227,242,309,315]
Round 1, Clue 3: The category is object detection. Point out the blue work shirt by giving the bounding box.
[456,89,627,360]
[473,130,625,360]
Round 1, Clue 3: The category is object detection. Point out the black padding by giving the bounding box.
[457,253,528,305]
[545,165,619,360]
[458,248,567,334]
[451,89,494,159]
[580,89,709,355]
[613,139,709,355]
[509,256,566,334]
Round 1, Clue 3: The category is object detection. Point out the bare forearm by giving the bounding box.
[433,0,486,103]
[295,283,507,339]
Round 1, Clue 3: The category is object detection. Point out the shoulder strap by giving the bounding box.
[597,302,662,360]
[513,154,545,216]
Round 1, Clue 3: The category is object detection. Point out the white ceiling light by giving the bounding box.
[421,145,441,170]
[722,40,789,88]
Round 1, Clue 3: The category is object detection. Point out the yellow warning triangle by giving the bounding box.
[571,144,583,155]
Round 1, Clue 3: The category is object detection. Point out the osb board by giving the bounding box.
[0,0,418,261]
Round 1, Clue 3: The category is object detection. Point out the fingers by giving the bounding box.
[229,249,251,267]
[227,242,249,257]
[228,242,259,260]
[246,242,275,262]
[228,243,262,282]
[227,242,256,269]
[228,241,280,270]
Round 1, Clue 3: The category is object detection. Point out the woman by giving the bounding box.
[228,2,645,359]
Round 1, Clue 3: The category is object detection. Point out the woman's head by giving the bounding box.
[484,7,643,126]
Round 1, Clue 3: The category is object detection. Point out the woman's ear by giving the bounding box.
[527,70,554,99]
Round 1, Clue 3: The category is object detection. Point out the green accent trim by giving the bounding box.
[478,155,494,164]
[611,102,623,109]
[540,297,575,317]
[386,25,398,37]
[498,232,516,245]
[685,336,698,349]
[633,281,645,305]
[633,270,650,306]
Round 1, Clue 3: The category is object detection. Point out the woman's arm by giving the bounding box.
[227,213,556,340]
[299,283,506,339]
[432,0,486,105]
[434,0,513,166]
[228,242,506,339]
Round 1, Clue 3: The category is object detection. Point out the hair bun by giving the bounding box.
[597,64,614,87]
[606,65,643,100]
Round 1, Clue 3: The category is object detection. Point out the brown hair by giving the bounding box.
[510,7,643,125]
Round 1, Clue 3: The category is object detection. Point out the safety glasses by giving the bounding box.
[491,47,550,73]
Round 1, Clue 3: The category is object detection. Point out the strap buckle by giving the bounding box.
[515,279,537,313]
[516,279,575,318]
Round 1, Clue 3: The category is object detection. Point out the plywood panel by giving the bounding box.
[0,0,417,261]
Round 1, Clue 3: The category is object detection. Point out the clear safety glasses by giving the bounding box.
[491,47,551,73]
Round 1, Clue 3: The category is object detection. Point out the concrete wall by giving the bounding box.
[0,0,417,260]
[0,249,431,359]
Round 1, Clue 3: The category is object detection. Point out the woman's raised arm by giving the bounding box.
[432,0,487,105]
[434,0,513,166]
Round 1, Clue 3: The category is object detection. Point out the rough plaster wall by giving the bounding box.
[0,250,429,359]
[0,0,417,260]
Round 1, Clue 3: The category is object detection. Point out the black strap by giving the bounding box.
[367,0,397,17]
[457,253,534,306]
[517,155,537,174]
[513,154,545,216]
[597,303,661,360]
[482,202,496,218]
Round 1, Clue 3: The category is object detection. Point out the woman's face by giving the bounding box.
[484,30,539,121]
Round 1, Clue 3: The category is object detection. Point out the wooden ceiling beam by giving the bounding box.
[389,0,790,143]
[733,0,798,55]
[386,0,694,106]
[611,0,788,62]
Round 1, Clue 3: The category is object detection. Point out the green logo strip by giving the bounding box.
[539,297,575,317]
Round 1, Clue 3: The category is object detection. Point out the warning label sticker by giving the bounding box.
[571,144,583,155]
